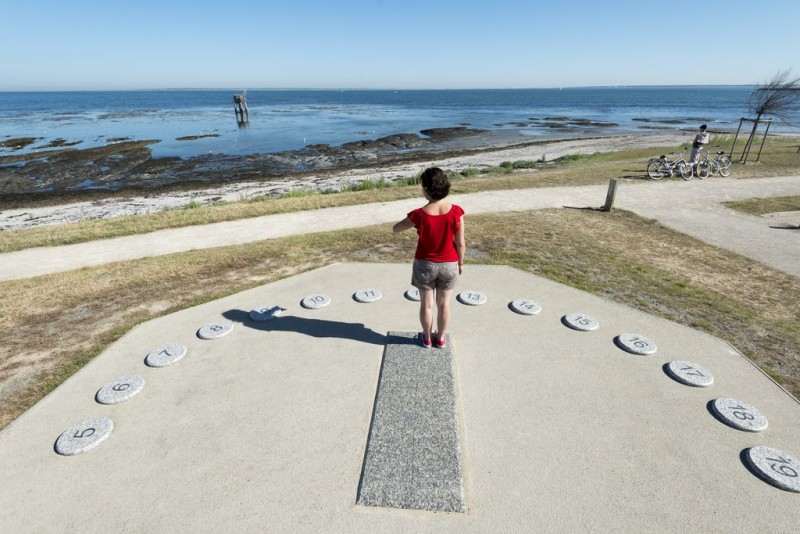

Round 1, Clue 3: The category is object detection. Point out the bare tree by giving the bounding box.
[736,70,800,162]
[748,69,800,123]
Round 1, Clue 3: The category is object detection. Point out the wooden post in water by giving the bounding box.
[603,178,618,212]
[233,92,249,126]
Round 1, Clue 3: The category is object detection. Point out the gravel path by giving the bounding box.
[1,175,798,281]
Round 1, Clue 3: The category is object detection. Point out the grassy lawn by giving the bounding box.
[1,206,799,429]
[725,194,800,215]
[2,137,799,253]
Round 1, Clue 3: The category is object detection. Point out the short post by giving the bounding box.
[603,178,618,212]
[730,118,744,161]
[755,119,772,162]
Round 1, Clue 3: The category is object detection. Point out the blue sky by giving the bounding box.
[2,0,798,90]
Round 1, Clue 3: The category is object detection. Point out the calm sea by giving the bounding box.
[0,87,785,159]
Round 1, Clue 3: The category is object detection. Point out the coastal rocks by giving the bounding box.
[342,133,428,150]
[420,127,486,140]
[176,134,221,141]
[0,137,40,150]
[0,127,488,198]
[534,117,619,128]
[493,117,619,131]
[0,139,162,197]
[41,139,83,149]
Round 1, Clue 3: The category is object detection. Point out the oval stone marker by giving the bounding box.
[562,313,599,331]
[616,333,657,355]
[250,304,283,321]
[745,446,800,493]
[55,417,113,456]
[197,320,234,340]
[510,299,542,315]
[145,343,187,367]
[457,290,487,306]
[711,397,768,432]
[404,288,420,302]
[96,375,145,405]
[665,361,714,387]
[301,293,331,309]
[354,288,382,303]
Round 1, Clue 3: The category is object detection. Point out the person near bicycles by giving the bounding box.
[690,124,709,175]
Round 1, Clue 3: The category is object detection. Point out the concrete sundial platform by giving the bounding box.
[1,263,798,532]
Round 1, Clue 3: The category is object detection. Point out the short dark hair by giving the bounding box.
[700,124,707,130]
[420,167,450,200]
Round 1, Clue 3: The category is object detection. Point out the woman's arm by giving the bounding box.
[393,217,414,233]
[455,216,466,274]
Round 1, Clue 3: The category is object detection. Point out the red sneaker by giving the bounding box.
[421,333,432,348]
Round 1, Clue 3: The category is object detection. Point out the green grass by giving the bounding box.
[341,177,394,192]
[724,195,800,215]
[278,188,318,199]
[2,138,799,254]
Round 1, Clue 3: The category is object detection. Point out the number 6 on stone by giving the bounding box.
[96,375,145,404]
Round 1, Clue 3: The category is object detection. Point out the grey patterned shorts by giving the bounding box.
[411,260,459,291]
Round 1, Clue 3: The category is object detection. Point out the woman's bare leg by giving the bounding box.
[419,289,434,340]
[435,288,453,340]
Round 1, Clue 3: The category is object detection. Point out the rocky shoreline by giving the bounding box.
[0,130,689,231]
[0,127,492,198]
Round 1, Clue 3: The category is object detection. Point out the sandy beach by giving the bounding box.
[0,132,686,231]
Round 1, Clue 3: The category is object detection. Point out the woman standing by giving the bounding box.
[393,167,465,348]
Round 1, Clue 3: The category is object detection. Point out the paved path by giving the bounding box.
[1,176,798,281]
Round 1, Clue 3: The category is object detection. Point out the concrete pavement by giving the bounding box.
[1,263,799,532]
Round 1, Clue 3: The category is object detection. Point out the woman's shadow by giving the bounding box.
[222,309,387,346]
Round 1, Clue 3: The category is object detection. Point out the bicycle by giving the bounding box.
[695,147,732,179]
[646,152,692,180]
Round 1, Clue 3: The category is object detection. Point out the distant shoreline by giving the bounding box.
[0,131,695,231]
[1,127,695,200]
[0,84,758,93]
[1,86,775,162]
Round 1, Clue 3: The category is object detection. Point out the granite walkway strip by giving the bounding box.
[1,176,798,281]
[357,331,465,513]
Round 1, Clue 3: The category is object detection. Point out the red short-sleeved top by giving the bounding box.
[407,204,464,262]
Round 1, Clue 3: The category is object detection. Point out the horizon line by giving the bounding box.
[0,84,757,93]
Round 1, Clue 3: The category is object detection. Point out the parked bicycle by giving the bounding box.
[646,152,692,180]
[695,147,732,179]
